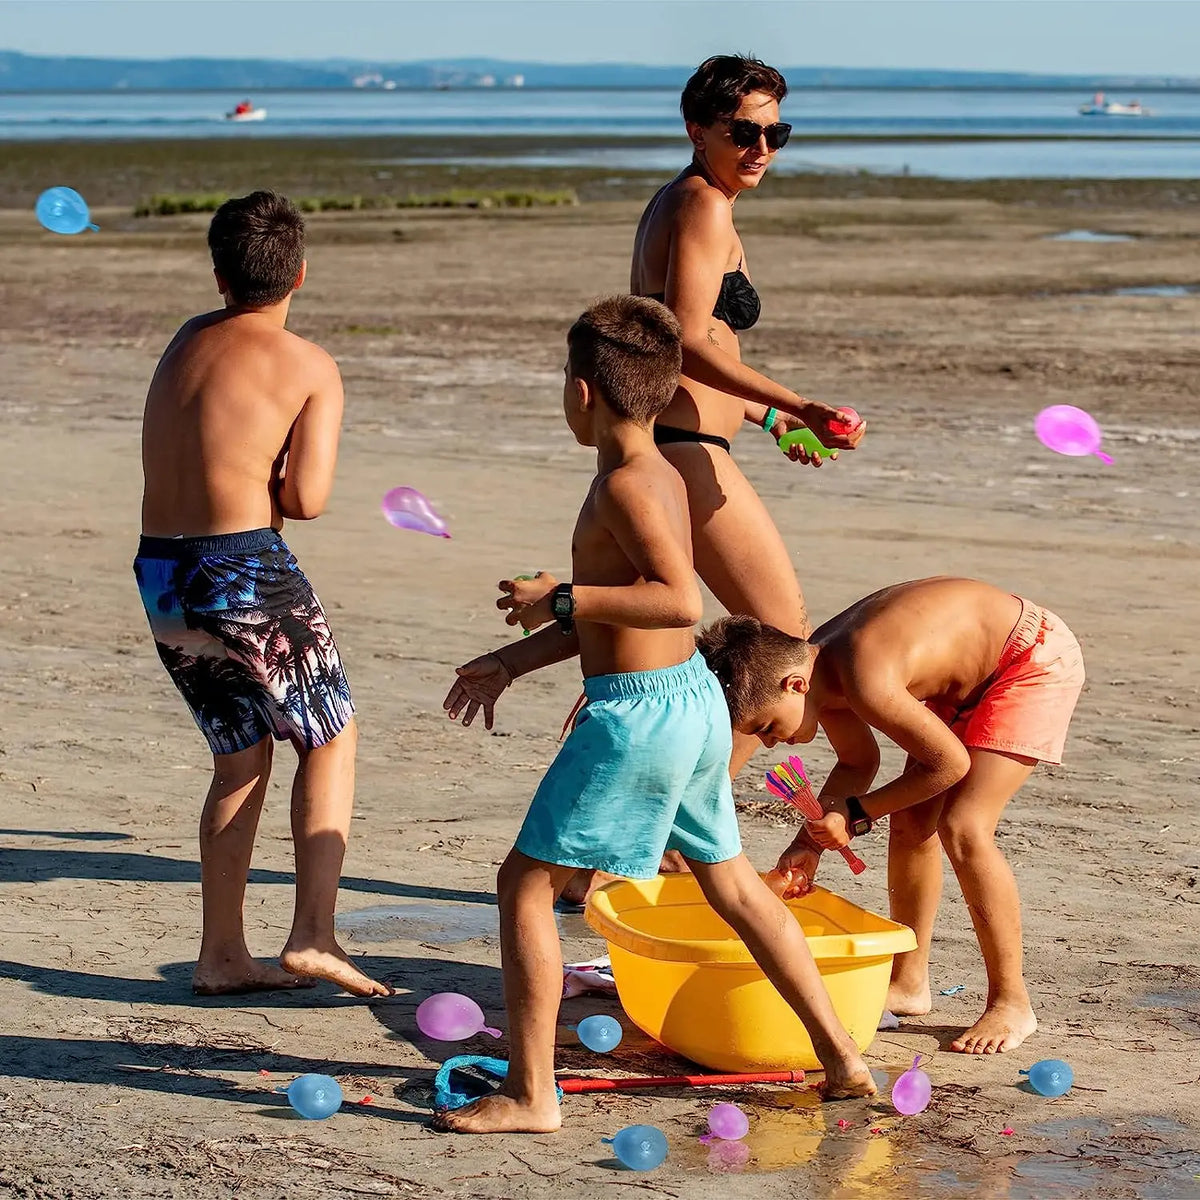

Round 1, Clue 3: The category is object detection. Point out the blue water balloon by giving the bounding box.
[1021,1059,1074,1097]
[35,187,98,235]
[576,1014,623,1053]
[603,1125,668,1171]
[283,1073,343,1119]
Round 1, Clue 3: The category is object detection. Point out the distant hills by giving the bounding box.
[1,50,1197,92]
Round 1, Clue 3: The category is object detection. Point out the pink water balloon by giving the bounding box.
[828,406,864,435]
[892,1054,932,1115]
[1034,405,1113,465]
[381,486,450,537]
[706,1102,750,1141]
[415,992,501,1041]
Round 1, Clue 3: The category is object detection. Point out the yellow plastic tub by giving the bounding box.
[585,874,917,1072]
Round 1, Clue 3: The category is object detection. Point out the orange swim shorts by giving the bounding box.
[928,598,1085,765]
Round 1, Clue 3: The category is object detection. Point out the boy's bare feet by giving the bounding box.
[815,1055,878,1100]
[432,1089,562,1134]
[280,941,392,997]
[951,999,1037,1054]
[886,977,932,1017]
[192,952,315,996]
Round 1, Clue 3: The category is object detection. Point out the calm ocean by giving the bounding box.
[4,87,1200,179]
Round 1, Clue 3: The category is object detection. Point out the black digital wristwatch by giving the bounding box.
[844,796,873,838]
[551,584,575,635]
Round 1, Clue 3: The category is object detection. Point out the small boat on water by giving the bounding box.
[1079,92,1152,117]
[225,100,267,122]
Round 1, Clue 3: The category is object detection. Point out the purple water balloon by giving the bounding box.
[892,1055,932,1116]
[381,486,450,537]
[415,992,501,1041]
[1034,405,1113,465]
[707,1102,750,1141]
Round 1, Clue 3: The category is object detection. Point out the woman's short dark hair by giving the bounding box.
[207,190,305,307]
[681,55,788,127]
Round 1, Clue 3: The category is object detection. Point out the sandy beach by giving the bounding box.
[1,178,1198,1198]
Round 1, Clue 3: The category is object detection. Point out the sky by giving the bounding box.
[1,0,1196,75]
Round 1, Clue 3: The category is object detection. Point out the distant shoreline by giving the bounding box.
[1,134,1198,210]
[5,85,1200,96]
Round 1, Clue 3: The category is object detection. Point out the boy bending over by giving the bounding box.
[698,577,1084,1054]
[134,191,388,998]
[438,296,874,1134]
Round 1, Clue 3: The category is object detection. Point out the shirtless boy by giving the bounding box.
[133,190,388,997]
[437,296,873,1134]
[698,577,1085,1054]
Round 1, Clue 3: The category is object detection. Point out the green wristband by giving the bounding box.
[762,406,779,433]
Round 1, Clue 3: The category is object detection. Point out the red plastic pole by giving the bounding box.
[557,1069,805,1094]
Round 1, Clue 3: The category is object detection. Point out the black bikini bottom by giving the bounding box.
[653,424,732,453]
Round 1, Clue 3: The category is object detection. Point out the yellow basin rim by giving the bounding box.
[585,883,916,965]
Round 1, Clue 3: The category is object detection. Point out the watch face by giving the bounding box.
[552,592,570,617]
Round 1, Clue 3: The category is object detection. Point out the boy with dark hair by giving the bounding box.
[698,577,1086,1055]
[438,295,874,1135]
[134,190,389,998]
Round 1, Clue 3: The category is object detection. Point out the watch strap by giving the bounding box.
[845,795,873,837]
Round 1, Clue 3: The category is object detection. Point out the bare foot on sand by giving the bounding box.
[815,1055,878,1100]
[886,977,932,1017]
[951,999,1037,1054]
[192,953,315,996]
[280,942,392,997]
[432,1090,562,1134]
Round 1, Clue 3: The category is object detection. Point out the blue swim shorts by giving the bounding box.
[515,650,741,879]
[133,528,354,756]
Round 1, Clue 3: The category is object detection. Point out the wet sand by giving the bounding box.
[1,189,1198,1198]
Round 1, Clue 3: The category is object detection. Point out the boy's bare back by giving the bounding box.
[814,577,1022,711]
[141,310,342,537]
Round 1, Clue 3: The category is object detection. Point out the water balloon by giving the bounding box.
[35,187,98,235]
[707,1102,750,1141]
[576,1014,623,1053]
[381,486,450,537]
[282,1073,343,1119]
[1034,405,1113,465]
[828,406,863,435]
[1021,1059,1073,1097]
[892,1055,932,1116]
[602,1125,668,1171]
[416,992,502,1041]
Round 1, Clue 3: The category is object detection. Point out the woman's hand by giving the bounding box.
[803,403,867,452]
[770,411,836,467]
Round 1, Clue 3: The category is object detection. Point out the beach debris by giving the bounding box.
[878,1009,901,1029]
[939,985,967,996]
[36,186,99,235]
[1001,1126,1015,1136]
[575,1014,623,1053]
[1034,405,1113,465]
[416,992,501,1041]
[279,1074,343,1120]
[836,1118,853,1129]
[603,1125,669,1171]
[892,1055,933,1115]
[381,486,450,537]
[562,958,617,998]
[1021,1059,1074,1097]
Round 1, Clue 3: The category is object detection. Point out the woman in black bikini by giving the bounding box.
[632,54,866,778]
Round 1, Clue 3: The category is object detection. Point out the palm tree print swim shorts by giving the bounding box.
[133,529,354,755]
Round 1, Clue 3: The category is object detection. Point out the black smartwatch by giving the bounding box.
[551,583,575,635]
[844,796,873,838]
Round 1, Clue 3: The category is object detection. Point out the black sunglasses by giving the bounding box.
[722,117,792,151]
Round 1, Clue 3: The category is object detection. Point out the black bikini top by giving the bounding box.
[648,264,761,333]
